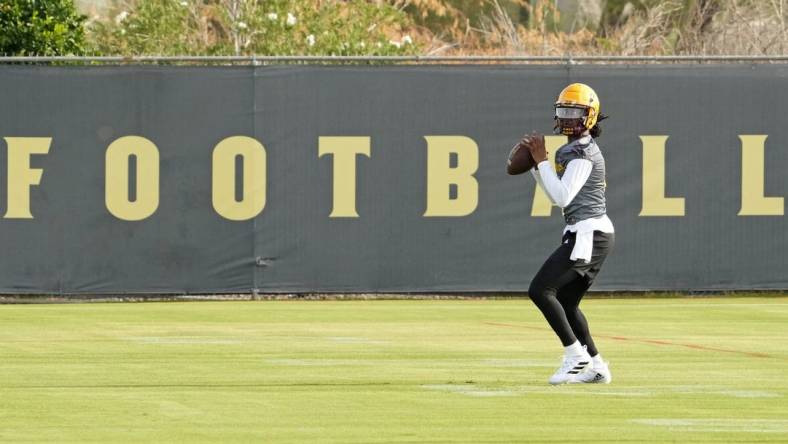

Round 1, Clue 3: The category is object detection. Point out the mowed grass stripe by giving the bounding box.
[0,297,786,443]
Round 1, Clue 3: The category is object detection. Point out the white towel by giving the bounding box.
[570,228,594,262]
[563,215,614,262]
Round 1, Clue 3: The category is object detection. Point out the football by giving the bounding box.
[506,137,536,175]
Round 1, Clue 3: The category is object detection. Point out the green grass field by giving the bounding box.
[1,297,787,443]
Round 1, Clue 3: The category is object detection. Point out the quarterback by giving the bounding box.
[523,83,615,385]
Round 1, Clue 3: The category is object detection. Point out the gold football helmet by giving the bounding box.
[554,83,600,134]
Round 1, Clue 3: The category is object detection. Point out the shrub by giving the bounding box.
[0,0,87,55]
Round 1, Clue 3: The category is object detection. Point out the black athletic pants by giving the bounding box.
[528,230,614,356]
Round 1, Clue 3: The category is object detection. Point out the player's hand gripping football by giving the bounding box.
[506,132,548,175]
[524,132,548,164]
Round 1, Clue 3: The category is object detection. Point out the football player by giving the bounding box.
[524,83,615,384]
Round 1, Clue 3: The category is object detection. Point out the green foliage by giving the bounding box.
[91,0,205,55]
[270,0,414,56]
[0,0,87,55]
[89,0,420,56]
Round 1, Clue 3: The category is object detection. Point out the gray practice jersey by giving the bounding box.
[554,136,607,225]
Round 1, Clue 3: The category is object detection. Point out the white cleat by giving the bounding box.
[548,352,592,385]
[574,361,612,384]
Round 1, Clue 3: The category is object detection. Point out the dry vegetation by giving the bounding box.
[80,0,788,56]
[407,0,788,56]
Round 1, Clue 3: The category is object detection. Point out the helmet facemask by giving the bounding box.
[554,106,589,136]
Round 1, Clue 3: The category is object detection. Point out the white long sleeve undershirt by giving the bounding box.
[530,159,592,208]
[530,158,614,261]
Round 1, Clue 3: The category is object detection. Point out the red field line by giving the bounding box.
[483,322,772,359]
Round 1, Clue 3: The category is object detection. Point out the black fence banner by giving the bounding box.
[1,65,786,293]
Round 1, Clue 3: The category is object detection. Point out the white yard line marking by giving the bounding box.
[421,384,518,397]
[481,359,554,368]
[667,386,782,398]
[422,384,653,397]
[126,336,242,344]
[266,358,356,366]
[158,401,202,418]
[326,336,388,344]
[526,386,653,397]
[631,418,788,433]
[716,390,781,398]
[267,358,517,367]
